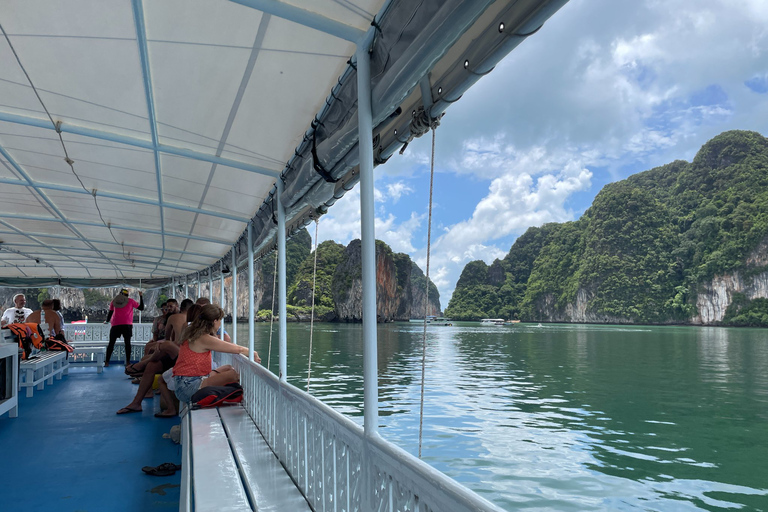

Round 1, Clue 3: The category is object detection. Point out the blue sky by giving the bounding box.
[314,0,768,309]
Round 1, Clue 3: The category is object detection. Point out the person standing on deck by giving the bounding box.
[1,293,32,327]
[104,288,144,367]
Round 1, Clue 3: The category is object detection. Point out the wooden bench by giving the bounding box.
[70,346,106,373]
[180,405,311,512]
[18,351,69,398]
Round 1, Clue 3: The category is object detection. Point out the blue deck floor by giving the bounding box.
[0,364,181,512]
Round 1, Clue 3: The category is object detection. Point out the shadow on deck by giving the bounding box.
[0,365,181,512]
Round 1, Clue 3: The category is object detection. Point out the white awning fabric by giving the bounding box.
[0,0,568,287]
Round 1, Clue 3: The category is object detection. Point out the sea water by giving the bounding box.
[234,321,768,511]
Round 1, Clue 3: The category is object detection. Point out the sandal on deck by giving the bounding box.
[116,407,141,414]
[142,462,180,476]
[125,364,143,376]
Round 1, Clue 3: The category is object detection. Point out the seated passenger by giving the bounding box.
[173,304,259,405]
[1,293,33,327]
[118,300,193,416]
[26,299,62,338]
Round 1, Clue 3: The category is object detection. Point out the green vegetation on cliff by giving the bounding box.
[446,130,768,325]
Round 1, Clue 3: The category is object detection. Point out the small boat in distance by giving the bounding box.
[481,318,505,326]
[504,320,521,325]
[410,316,453,326]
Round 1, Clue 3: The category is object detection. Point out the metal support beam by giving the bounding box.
[131,0,168,269]
[0,211,238,246]
[220,263,226,340]
[229,0,364,42]
[277,178,287,382]
[0,111,280,177]
[0,141,117,277]
[209,268,213,302]
[0,177,250,223]
[247,222,255,358]
[231,249,238,347]
[356,39,378,438]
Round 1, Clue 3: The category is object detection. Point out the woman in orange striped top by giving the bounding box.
[172,304,261,403]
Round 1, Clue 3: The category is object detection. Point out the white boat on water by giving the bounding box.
[481,318,506,326]
[0,1,570,510]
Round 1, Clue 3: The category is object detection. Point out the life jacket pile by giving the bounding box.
[45,332,74,355]
[7,323,74,359]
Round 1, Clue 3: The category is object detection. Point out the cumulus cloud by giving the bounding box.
[315,183,421,254]
[316,0,768,308]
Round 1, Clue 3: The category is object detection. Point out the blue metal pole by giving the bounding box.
[231,249,238,347]
[248,223,255,358]
[209,269,213,302]
[277,179,287,382]
[356,38,378,438]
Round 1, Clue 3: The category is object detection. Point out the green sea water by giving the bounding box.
[234,321,768,511]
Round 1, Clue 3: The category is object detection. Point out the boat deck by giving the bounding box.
[0,365,181,512]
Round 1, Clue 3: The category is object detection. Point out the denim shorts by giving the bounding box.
[173,375,204,403]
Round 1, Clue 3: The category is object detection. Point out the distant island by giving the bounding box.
[445,130,768,327]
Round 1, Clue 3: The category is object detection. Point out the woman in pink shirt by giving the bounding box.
[105,288,144,367]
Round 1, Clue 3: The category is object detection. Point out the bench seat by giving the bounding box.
[70,346,106,373]
[19,351,69,397]
[181,405,311,512]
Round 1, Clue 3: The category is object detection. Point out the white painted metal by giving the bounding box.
[220,267,226,340]
[356,39,379,440]
[219,406,312,511]
[0,341,19,418]
[231,250,238,347]
[277,179,287,382]
[189,408,251,511]
[217,352,507,512]
[248,222,255,358]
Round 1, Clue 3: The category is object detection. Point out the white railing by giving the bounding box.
[216,352,506,512]
[63,322,153,343]
[63,323,153,362]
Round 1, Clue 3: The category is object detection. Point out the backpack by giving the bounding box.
[45,332,74,357]
[190,382,243,409]
[8,323,45,360]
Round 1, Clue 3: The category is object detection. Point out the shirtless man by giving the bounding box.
[26,299,62,337]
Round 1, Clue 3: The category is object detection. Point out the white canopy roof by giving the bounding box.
[0,0,568,287]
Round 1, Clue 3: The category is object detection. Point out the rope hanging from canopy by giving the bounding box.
[418,124,438,459]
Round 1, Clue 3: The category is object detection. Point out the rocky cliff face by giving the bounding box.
[331,240,440,322]
[692,271,768,324]
[0,286,164,322]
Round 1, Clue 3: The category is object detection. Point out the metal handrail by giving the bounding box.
[216,352,506,512]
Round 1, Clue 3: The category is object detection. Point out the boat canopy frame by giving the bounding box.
[0,0,568,288]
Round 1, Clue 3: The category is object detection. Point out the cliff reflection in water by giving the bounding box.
[236,322,768,511]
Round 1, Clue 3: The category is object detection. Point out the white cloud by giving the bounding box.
[315,0,768,311]
[315,184,421,255]
[385,182,413,203]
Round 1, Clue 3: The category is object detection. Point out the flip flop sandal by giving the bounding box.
[142,462,181,476]
[116,407,141,415]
